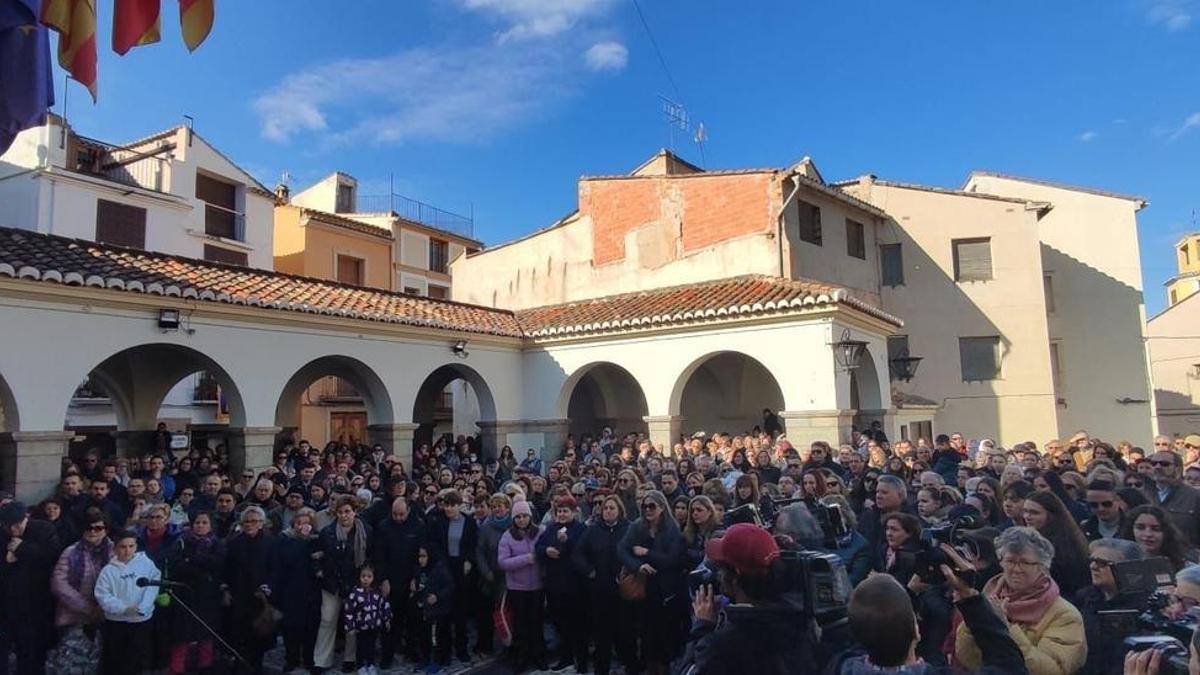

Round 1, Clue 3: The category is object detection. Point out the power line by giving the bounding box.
[630,0,684,103]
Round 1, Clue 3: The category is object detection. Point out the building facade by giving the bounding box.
[1149,233,1200,437]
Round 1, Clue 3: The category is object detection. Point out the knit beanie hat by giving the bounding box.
[511,500,533,519]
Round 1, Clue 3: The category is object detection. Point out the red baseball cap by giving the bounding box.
[705,523,780,575]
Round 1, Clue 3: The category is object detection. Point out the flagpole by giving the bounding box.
[59,73,70,149]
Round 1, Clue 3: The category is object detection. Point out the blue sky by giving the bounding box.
[61,0,1200,315]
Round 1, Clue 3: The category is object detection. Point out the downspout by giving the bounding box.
[775,172,802,279]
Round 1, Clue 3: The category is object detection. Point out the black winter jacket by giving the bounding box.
[571,518,629,596]
[535,520,585,594]
[680,604,814,675]
[372,514,425,591]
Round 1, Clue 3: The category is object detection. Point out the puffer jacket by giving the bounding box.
[955,595,1085,675]
[571,518,629,596]
[497,526,543,591]
[51,540,111,627]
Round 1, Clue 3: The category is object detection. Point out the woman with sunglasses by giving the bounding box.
[618,490,687,675]
[1076,538,1147,675]
[51,508,111,637]
[614,470,641,525]
[1121,504,1198,571]
[573,494,636,675]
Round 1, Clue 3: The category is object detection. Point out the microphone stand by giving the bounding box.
[156,584,254,672]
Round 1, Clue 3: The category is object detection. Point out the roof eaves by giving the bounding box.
[872,179,1035,205]
[466,210,579,258]
[965,170,1148,208]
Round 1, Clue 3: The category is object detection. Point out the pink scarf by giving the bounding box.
[983,573,1060,624]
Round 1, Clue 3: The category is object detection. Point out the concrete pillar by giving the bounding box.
[369,423,419,469]
[0,430,74,502]
[477,419,569,462]
[226,427,280,478]
[112,429,156,458]
[779,409,856,448]
[644,415,681,453]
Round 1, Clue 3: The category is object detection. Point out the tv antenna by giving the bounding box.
[693,122,708,168]
[660,95,689,150]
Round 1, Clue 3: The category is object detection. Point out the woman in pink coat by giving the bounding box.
[497,500,545,672]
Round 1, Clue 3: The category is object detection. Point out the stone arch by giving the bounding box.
[557,362,650,439]
[669,350,786,435]
[411,363,497,449]
[0,370,18,433]
[274,355,395,435]
[850,345,885,426]
[71,342,248,429]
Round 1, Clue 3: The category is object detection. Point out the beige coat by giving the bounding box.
[956,595,1086,675]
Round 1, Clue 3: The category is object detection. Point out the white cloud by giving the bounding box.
[1147,0,1193,30]
[459,0,617,42]
[253,44,573,146]
[584,41,628,72]
[1076,130,1098,142]
[1168,111,1200,141]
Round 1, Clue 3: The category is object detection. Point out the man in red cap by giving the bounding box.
[679,523,816,674]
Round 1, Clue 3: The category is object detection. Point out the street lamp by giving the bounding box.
[831,328,868,372]
[889,350,923,382]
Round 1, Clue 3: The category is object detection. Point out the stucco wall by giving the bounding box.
[1148,296,1200,437]
[843,180,1059,445]
[965,174,1153,444]
[783,183,883,306]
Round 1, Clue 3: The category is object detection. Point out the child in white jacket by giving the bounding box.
[94,529,161,675]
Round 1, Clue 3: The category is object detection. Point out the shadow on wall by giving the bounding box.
[1040,243,1152,441]
[566,363,649,441]
[676,352,785,437]
[1153,388,1200,437]
[878,217,1013,442]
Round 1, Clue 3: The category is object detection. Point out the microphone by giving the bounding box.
[136,577,188,589]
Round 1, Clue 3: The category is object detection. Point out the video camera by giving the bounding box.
[913,513,985,585]
[695,500,851,626]
[1092,557,1197,675]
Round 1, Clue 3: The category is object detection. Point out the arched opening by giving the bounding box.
[66,343,246,459]
[275,356,394,450]
[851,346,884,431]
[559,363,649,442]
[412,364,496,454]
[672,351,785,436]
[0,371,18,434]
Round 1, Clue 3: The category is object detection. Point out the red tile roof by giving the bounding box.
[0,227,899,339]
[0,226,522,337]
[514,274,901,337]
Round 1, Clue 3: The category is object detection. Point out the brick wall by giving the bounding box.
[580,172,776,266]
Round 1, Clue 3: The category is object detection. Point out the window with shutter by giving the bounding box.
[196,174,240,240]
[336,184,355,213]
[336,255,365,285]
[796,200,822,245]
[429,239,449,273]
[959,336,1001,381]
[881,244,904,286]
[95,200,147,249]
[203,245,247,266]
[427,284,449,299]
[953,238,993,282]
[846,219,866,259]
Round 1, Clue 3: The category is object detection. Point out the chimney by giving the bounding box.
[274,183,290,204]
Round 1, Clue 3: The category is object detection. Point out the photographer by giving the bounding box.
[680,523,814,674]
[830,565,1027,674]
[1122,626,1200,675]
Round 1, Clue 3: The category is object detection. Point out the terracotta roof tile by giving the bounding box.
[0,227,900,339]
[514,275,901,337]
[0,226,522,337]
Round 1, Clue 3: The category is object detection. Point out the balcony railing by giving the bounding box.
[356,192,473,239]
[203,202,245,241]
[72,136,171,193]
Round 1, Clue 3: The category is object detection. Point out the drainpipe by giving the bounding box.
[775,172,803,279]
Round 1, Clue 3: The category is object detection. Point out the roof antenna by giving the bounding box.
[659,95,688,152]
[693,122,708,169]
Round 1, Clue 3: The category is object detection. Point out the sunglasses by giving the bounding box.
[1087,500,1114,509]
[1149,460,1176,468]
[1087,557,1114,568]
[641,503,659,511]
[86,524,107,532]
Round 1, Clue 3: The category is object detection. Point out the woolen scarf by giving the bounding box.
[336,519,368,568]
[983,572,1060,624]
[67,538,113,590]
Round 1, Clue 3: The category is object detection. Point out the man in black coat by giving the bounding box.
[1149,450,1200,547]
[0,502,61,675]
[373,496,425,668]
[73,477,125,530]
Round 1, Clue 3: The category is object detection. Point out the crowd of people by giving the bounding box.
[1,422,1200,675]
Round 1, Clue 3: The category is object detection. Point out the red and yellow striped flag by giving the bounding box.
[40,0,97,101]
[113,0,160,55]
[179,0,212,51]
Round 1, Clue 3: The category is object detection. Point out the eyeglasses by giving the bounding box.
[1087,557,1115,568]
[999,558,1041,570]
[641,503,659,511]
[826,480,840,488]
[1087,500,1114,509]
[1149,460,1176,468]
[243,473,255,479]
[1155,441,1172,447]
[1127,481,1144,488]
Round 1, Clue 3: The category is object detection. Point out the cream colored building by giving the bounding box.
[456,151,1155,447]
[1148,233,1200,437]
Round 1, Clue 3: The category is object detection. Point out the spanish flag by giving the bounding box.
[40,0,97,101]
[179,0,212,51]
[113,0,160,55]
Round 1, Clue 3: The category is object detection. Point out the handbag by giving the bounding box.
[251,592,284,636]
[492,590,514,647]
[617,567,646,601]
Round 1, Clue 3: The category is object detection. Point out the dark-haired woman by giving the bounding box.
[1022,491,1091,599]
[618,490,686,675]
[51,508,110,635]
[1121,504,1198,571]
[731,473,775,525]
[269,508,321,673]
[165,511,226,675]
[572,495,636,675]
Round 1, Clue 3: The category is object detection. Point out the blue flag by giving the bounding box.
[0,0,55,156]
